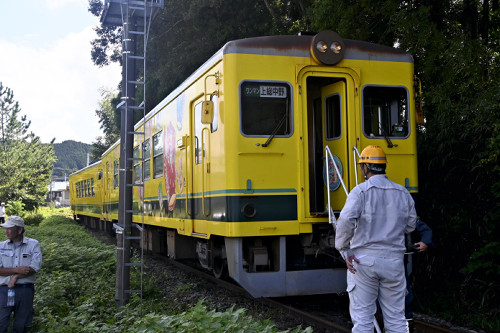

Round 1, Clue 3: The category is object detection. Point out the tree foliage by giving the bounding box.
[91,88,120,159]
[87,0,500,328]
[52,140,92,176]
[0,82,56,210]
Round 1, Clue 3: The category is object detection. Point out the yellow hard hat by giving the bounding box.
[359,145,387,164]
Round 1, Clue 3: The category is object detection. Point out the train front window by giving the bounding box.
[240,81,292,136]
[362,86,409,138]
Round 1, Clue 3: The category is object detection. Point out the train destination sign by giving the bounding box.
[244,85,287,98]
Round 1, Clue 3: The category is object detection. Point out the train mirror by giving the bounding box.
[201,101,214,124]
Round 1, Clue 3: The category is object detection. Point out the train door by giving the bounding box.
[189,98,211,235]
[321,81,350,211]
[307,77,351,214]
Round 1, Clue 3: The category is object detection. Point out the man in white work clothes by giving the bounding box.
[335,145,417,333]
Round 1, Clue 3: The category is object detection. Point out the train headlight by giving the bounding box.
[310,30,345,65]
[316,41,328,53]
[330,41,342,54]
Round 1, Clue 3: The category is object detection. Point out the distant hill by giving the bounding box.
[52,140,92,177]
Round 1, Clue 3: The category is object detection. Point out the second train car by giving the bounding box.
[70,30,419,297]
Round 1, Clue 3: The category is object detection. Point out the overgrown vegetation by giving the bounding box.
[4,215,310,332]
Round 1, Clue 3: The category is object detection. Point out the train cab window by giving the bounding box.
[143,139,151,181]
[133,146,142,183]
[153,131,163,178]
[113,160,119,188]
[325,94,342,139]
[240,81,292,136]
[363,86,409,138]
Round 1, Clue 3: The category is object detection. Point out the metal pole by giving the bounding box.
[116,11,137,307]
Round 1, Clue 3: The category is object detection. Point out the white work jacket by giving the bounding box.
[335,174,417,260]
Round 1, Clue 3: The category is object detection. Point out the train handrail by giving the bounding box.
[202,127,210,217]
[185,136,190,217]
[324,146,348,226]
[352,146,360,186]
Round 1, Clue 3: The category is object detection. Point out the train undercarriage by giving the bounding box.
[76,215,347,298]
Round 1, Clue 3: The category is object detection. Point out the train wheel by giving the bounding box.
[213,256,228,279]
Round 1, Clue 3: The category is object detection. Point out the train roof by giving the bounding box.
[223,34,413,63]
[69,160,101,178]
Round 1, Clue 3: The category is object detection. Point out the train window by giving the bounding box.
[113,160,119,188]
[211,95,219,133]
[153,131,163,178]
[91,178,94,197]
[143,139,151,181]
[325,94,342,139]
[76,182,79,198]
[87,178,91,197]
[240,81,292,136]
[363,86,409,138]
[133,146,142,183]
[84,179,88,197]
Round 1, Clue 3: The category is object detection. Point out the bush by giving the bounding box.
[23,212,44,226]
[5,199,25,217]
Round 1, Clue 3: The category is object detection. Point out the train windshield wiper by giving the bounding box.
[262,112,288,147]
[379,126,397,148]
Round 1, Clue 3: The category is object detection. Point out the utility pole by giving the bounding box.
[100,0,163,307]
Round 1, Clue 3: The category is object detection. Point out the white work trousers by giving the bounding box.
[347,255,408,333]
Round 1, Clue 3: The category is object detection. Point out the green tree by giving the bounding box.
[0,82,56,210]
[91,88,120,159]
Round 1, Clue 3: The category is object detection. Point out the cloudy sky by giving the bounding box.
[0,0,121,144]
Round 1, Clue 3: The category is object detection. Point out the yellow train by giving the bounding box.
[70,30,419,297]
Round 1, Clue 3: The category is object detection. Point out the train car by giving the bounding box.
[69,161,103,229]
[70,30,419,297]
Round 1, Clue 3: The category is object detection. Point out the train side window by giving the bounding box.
[84,179,88,197]
[325,94,342,139]
[76,182,79,198]
[240,81,293,136]
[113,160,119,188]
[153,131,163,178]
[211,95,219,133]
[143,139,151,181]
[133,146,142,183]
[91,178,94,196]
[362,86,409,138]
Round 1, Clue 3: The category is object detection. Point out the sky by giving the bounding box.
[0,0,121,144]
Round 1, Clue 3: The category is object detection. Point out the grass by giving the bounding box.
[4,214,311,333]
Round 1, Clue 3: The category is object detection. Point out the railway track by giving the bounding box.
[87,227,466,333]
[168,257,461,333]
